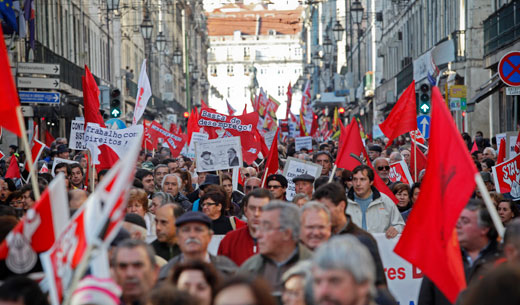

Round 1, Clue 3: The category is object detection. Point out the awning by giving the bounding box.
[467,73,503,112]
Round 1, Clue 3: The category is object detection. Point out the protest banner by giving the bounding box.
[389,161,414,185]
[148,121,186,157]
[374,234,423,305]
[197,108,260,164]
[492,153,520,199]
[295,136,312,152]
[282,157,322,201]
[187,132,209,158]
[195,136,242,172]
[69,119,86,150]
[84,123,143,165]
[51,157,78,177]
[0,150,4,161]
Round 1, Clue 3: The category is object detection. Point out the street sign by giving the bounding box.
[17,77,60,89]
[499,51,520,87]
[21,106,34,117]
[19,91,61,104]
[17,62,60,75]
[506,87,520,95]
[417,115,431,139]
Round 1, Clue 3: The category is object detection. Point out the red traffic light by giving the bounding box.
[338,107,345,114]
[183,111,190,118]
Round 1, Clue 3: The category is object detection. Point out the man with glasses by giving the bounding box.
[368,144,382,162]
[244,177,261,195]
[218,189,273,265]
[265,174,288,201]
[313,151,333,176]
[374,157,391,185]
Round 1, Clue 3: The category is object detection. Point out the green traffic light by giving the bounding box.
[419,102,430,114]
[110,107,122,118]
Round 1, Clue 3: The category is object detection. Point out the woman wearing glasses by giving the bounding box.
[200,186,245,235]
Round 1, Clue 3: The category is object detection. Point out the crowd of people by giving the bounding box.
[1,130,520,305]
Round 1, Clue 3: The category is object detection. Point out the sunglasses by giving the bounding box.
[267,185,282,189]
[245,186,259,190]
[377,166,391,171]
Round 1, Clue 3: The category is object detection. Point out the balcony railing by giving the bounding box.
[484,0,520,56]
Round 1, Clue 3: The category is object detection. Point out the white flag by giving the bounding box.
[132,59,152,125]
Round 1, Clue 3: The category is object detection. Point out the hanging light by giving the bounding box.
[173,47,182,65]
[332,20,344,42]
[140,12,153,40]
[155,31,166,52]
[351,0,364,25]
[323,36,333,57]
[107,0,120,10]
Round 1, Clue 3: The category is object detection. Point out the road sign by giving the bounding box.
[417,115,431,139]
[499,51,520,87]
[506,87,520,95]
[17,63,60,75]
[17,77,60,89]
[19,91,61,104]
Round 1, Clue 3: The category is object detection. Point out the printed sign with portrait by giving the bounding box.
[195,137,243,172]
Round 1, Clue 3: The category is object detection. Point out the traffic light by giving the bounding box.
[418,84,431,115]
[183,111,190,118]
[338,107,345,114]
[110,88,122,118]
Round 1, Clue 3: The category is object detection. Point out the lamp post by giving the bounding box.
[332,20,344,42]
[106,0,120,84]
[173,47,182,65]
[351,0,364,85]
[141,5,153,94]
[156,31,166,53]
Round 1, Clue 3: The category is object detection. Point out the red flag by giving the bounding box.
[226,100,236,116]
[470,141,478,153]
[142,120,154,150]
[255,128,269,158]
[24,139,45,172]
[0,174,69,274]
[187,107,200,145]
[5,155,20,179]
[497,138,506,164]
[286,82,293,119]
[0,26,22,136]
[201,99,209,109]
[149,121,186,157]
[310,114,319,137]
[39,163,49,174]
[45,130,55,147]
[242,104,247,115]
[379,81,417,148]
[410,144,427,181]
[394,86,476,303]
[515,130,520,154]
[262,128,280,187]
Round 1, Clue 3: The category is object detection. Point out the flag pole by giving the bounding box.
[475,173,505,238]
[261,167,269,188]
[413,135,417,182]
[16,107,40,201]
[328,164,337,183]
[88,150,95,193]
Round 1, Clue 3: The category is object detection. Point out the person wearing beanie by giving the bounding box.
[265,174,288,201]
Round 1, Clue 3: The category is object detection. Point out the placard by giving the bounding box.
[389,161,414,185]
[264,130,277,150]
[492,153,520,199]
[195,137,243,172]
[295,136,312,152]
[84,123,143,165]
[187,132,210,158]
[282,157,322,201]
[69,120,86,150]
[51,157,78,177]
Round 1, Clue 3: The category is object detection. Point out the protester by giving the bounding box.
[0,276,50,305]
[70,163,85,190]
[200,187,244,234]
[152,203,184,261]
[127,188,156,242]
[497,198,519,226]
[293,174,314,198]
[220,173,244,213]
[135,169,155,197]
[173,168,194,196]
[154,164,169,191]
[213,276,276,305]
[265,174,288,201]
[170,261,220,305]
[162,174,192,211]
[299,201,332,251]
[292,194,310,208]
[391,182,412,218]
[368,144,382,161]
[373,157,391,185]
[281,260,313,305]
[244,177,261,194]
[150,192,174,215]
[313,151,333,176]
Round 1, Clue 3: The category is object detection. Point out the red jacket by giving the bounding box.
[217,225,257,266]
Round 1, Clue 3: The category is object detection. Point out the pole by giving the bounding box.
[413,136,417,182]
[16,107,40,200]
[475,173,505,238]
[328,164,337,183]
[106,8,111,85]
[88,150,95,193]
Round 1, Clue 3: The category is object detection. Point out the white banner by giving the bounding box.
[51,158,78,177]
[195,137,243,172]
[282,157,322,201]
[187,132,210,158]
[295,136,312,152]
[84,123,143,165]
[373,234,423,305]
[69,120,86,150]
[264,130,277,150]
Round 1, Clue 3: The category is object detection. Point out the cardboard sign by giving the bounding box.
[187,132,210,158]
[374,234,423,305]
[69,120,86,150]
[389,161,414,185]
[51,158,78,177]
[84,123,143,165]
[295,136,312,152]
[195,137,243,172]
[282,157,322,201]
[492,153,520,199]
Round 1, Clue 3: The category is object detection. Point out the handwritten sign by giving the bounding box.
[282,157,322,201]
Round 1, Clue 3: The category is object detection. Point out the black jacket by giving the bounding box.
[151,239,181,261]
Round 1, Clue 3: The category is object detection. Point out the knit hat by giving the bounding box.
[70,276,122,305]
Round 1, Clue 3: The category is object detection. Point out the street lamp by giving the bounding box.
[192,68,200,79]
[173,47,182,65]
[308,63,316,75]
[107,0,120,10]
[323,36,333,58]
[140,14,153,41]
[312,51,321,67]
[351,1,364,25]
[332,20,344,42]
[156,31,166,53]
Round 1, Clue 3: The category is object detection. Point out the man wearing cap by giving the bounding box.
[266,174,288,201]
[152,203,184,261]
[374,157,391,185]
[313,151,333,176]
[293,174,315,199]
[200,151,214,171]
[57,144,70,160]
[368,144,382,162]
[158,211,237,280]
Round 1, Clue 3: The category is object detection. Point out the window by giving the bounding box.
[227,48,232,61]
[244,65,249,75]
[278,86,285,96]
[210,65,217,76]
[294,47,302,57]
[227,65,234,76]
[244,47,250,59]
[227,87,231,98]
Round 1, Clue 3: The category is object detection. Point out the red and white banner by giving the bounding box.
[0,150,4,161]
[389,161,414,185]
[84,123,143,165]
[24,138,46,172]
[148,121,186,157]
[132,59,152,125]
[0,174,69,274]
[492,153,520,199]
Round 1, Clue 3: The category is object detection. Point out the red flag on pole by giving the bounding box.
[24,138,46,172]
[394,86,476,303]
[515,130,520,154]
[410,144,427,181]
[187,107,200,145]
[261,128,280,187]
[45,130,56,147]
[0,26,22,136]
[470,141,478,153]
[497,138,506,164]
[5,155,21,179]
[379,81,417,148]
[201,99,209,109]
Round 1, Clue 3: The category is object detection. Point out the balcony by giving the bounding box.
[484,0,520,56]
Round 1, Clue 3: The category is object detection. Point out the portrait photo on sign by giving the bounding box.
[195,136,243,172]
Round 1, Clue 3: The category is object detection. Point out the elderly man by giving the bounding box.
[218,189,273,265]
[312,235,376,305]
[244,177,261,194]
[293,174,315,198]
[300,201,331,250]
[265,174,288,201]
[483,147,496,161]
[112,239,159,305]
[162,174,192,211]
[154,164,169,191]
[158,211,237,280]
[368,144,382,161]
[389,151,402,164]
[373,157,391,185]
[400,149,411,167]
[347,165,404,238]
[239,201,313,295]
[313,151,333,176]
[152,203,184,261]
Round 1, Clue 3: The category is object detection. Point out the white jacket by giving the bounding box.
[346,188,405,234]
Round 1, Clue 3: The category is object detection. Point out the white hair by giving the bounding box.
[161,174,182,190]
